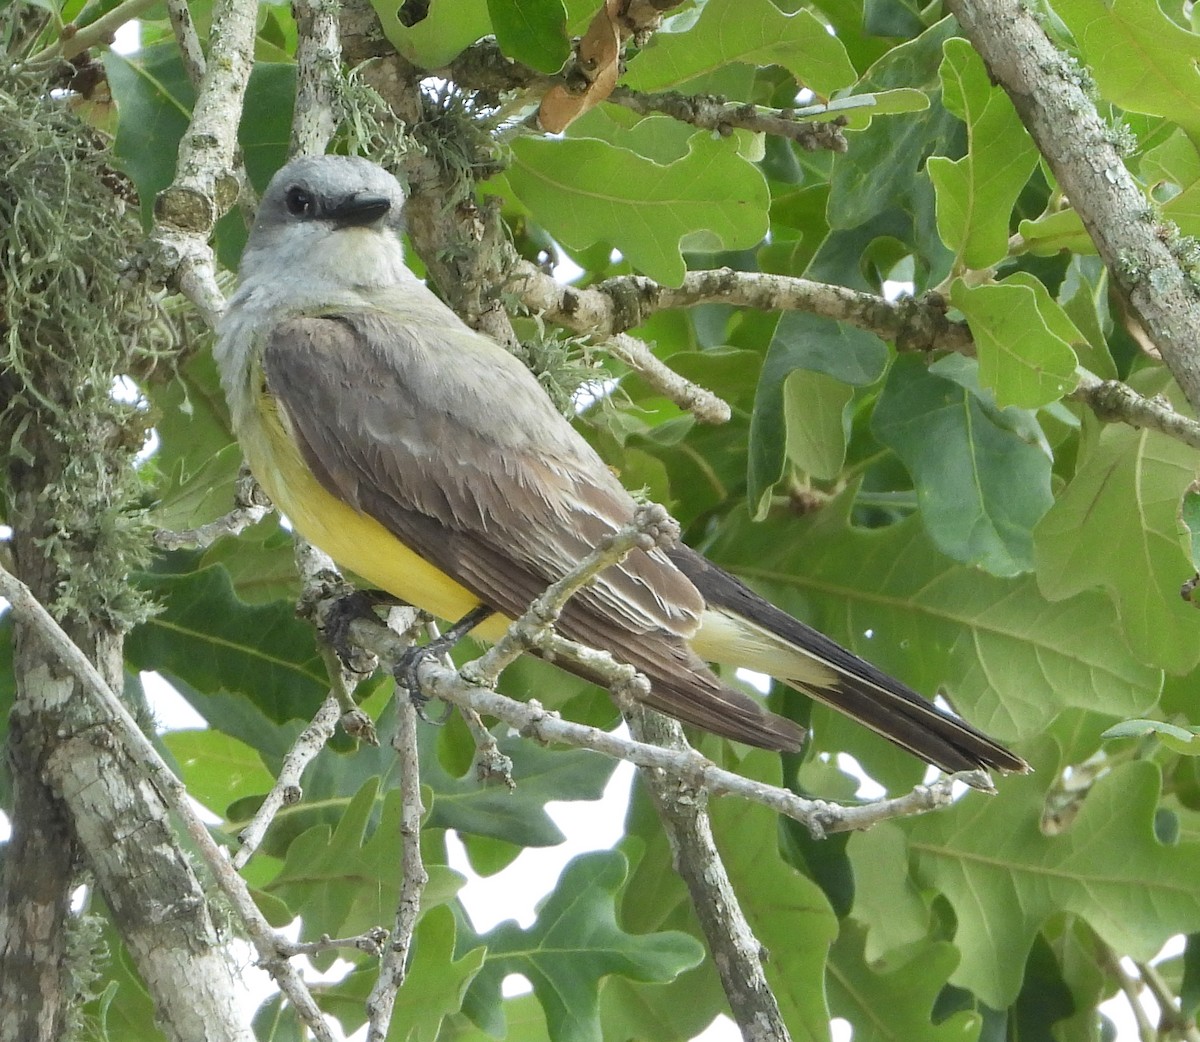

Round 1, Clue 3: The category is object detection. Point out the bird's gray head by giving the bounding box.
[237,155,411,294]
[252,155,406,239]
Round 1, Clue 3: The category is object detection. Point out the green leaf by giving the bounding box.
[1017,208,1094,257]
[507,134,768,285]
[147,349,241,534]
[827,922,979,1041]
[162,729,275,814]
[926,39,1039,269]
[317,905,486,1041]
[461,850,704,1042]
[623,0,856,98]
[370,0,492,68]
[422,722,614,849]
[267,779,465,945]
[488,0,569,74]
[1182,488,1200,569]
[908,755,1200,1007]
[1054,0,1200,147]
[817,88,932,133]
[847,823,929,963]
[872,354,1054,576]
[781,370,853,483]
[1034,383,1200,673]
[747,313,887,512]
[949,279,1078,409]
[104,43,193,228]
[1102,717,1200,755]
[828,17,962,230]
[126,565,328,723]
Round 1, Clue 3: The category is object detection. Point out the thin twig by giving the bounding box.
[233,692,341,870]
[1070,372,1200,451]
[154,467,272,551]
[0,564,337,1042]
[165,0,206,89]
[604,333,731,424]
[337,609,964,837]
[365,696,427,1041]
[1134,959,1200,1040]
[24,0,158,66]
[1104,949,1155,1042]
[464,503,681,687]
[609,86,847,152]
[275,928,389,958]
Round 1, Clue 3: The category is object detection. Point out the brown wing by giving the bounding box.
[262,309,805,750]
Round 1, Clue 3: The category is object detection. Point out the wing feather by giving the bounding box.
[260,310,805,751]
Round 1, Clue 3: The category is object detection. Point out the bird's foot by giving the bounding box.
[395,604,495,722]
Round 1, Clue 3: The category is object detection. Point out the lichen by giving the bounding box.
[0,67,166,629]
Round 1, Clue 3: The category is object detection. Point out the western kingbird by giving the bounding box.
[215,155,1028,780]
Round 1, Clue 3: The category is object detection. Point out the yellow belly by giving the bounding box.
[244,394,512,642]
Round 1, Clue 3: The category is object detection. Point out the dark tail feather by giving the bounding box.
[666,546,1030,779]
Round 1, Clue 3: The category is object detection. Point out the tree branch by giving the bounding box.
[365,696,428,1041]
[505,262,975,352]
[142,0,259,327]
[608,86,847,152]
[154,466,272,551]
[327,608,966,837]
[0,564,339,1042]
[946,0,1200,415]
[165,0,206,89]
[291,0,343,157]
[627,707,792,1042]
[232,692,341,870]
[1070,372,1200,451]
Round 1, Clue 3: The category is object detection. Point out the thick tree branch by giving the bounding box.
[0,564,338,1042]
[627,707,792,1042]
[505,262,976,352]
[946,0,1200,415]
[291,0,343,157]
[143,0,259,326]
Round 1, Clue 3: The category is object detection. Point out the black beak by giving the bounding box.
[329,192,391,227]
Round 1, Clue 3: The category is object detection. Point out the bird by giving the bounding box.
[214,154,1029,784]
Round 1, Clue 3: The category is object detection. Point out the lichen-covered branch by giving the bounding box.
[1070,372,1200,451]
[627,708,792,1042]
[505,261,976,352]
[608,86,847,152]
[146,0,258,326]
[291,0,343,157]
[0,564,338,1042]
[946,0,1200,415]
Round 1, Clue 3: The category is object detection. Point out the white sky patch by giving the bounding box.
[449,756,635,932]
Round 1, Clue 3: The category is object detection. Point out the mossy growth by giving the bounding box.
[0,68,166,630]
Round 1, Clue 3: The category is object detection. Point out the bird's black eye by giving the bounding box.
[285,186,315,217]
